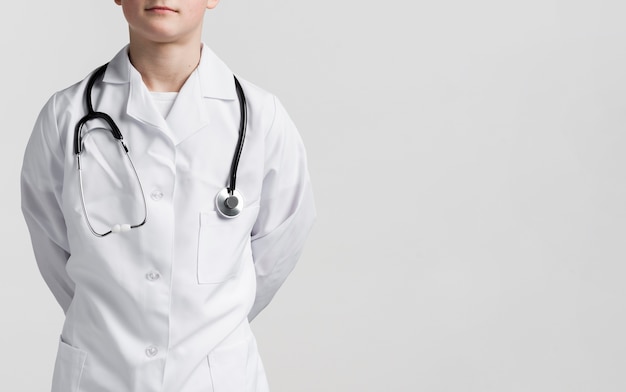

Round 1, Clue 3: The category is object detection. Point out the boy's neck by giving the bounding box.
[128,36,203,93]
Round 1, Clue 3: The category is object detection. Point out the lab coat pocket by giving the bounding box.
[208,337,250,391]
[197,205,259,284]
[51,335,87,392]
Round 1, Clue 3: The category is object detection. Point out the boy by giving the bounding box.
[20,1,315,391]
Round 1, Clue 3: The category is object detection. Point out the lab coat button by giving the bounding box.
[146,271,160,281]
[150,190,164,201]
[145,345,159,357]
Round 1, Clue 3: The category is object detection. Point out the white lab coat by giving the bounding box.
[21,44,315,392]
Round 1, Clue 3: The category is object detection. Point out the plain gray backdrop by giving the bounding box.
[3,1,626,391]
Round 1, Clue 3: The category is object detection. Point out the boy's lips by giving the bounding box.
[146,6,177,13]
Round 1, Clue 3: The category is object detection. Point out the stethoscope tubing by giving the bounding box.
[77,139,147,237]
[74,62,248,236]
[229,76,247,194]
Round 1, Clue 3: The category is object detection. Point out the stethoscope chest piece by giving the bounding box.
[216,188,244,218]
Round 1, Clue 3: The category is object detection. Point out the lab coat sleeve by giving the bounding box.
[21,94,74,314]
[248,97,316,321]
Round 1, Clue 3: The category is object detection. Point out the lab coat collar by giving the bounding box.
[102,43,238,100]
[101,44,237,145]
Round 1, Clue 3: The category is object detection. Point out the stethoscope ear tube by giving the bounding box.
[77,138,147,237]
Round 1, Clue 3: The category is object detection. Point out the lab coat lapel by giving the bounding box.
[101,46,178,143]
[164,71,209,145]
[166,44,239,145]
[102,44,238,146]
[126,67,173,139]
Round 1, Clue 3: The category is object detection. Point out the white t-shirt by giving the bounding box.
[150,91,178,118]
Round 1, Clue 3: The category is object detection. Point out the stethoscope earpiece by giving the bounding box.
[216,188,244,218]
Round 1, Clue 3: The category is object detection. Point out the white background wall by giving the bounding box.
[2,1,626,391]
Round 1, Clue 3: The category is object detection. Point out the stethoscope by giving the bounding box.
[74,63,247,237]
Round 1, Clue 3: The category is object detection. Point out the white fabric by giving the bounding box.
[21,44,316,392]
[150,91,179,119]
